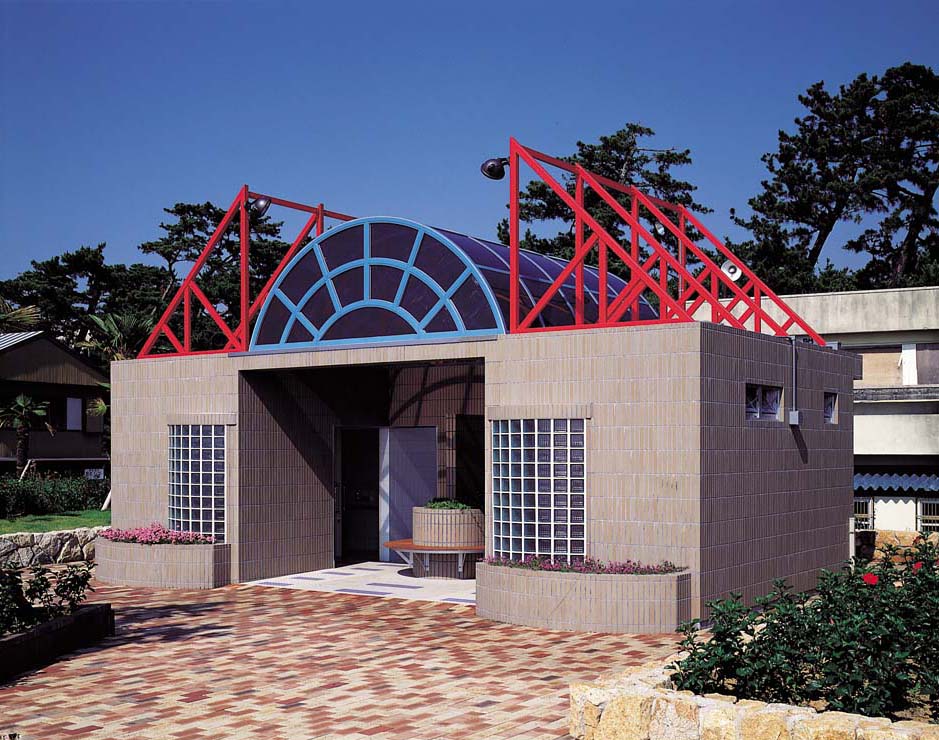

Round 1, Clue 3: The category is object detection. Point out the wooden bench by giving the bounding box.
[384,539,484,579]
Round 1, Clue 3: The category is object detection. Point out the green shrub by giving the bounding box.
[0,477,109,519]
[0,561,94,637]
[670,536,939,720]
[424,498,473,510]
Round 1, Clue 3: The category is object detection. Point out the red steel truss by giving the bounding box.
[507,138,825,345]
[138,187,354,358]
[138,139,823,359]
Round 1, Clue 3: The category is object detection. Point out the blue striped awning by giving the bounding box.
[854,473,939,493]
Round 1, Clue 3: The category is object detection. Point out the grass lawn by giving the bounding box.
[0,509,111,535]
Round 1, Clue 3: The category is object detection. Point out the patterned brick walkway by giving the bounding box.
[0,582,679,739]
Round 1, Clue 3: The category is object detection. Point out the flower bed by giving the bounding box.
[476,561,691,633]
[96,538,230,589]
[99,522,214,545]
[484,555,682,575]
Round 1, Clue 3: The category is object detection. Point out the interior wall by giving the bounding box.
[389,362,484,501]
[237,362,482,580]
[237,367,388,581]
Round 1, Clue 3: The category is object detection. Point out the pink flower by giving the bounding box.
[912,561,923,572]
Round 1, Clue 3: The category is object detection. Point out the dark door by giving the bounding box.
[455,415,485,509]
[337,428,380,564]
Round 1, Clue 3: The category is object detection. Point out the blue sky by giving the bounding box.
[1,0,937,280]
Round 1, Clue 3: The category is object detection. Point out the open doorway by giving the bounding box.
[335,428,380,565]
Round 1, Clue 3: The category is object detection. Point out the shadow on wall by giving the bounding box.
[791,426,808,464]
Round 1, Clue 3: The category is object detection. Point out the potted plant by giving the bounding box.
[412,498,483,548]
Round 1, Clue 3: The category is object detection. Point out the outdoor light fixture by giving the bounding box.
[480,157,510,180]
[249,196,272,217]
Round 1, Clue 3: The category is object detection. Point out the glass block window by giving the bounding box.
[918,499,939,534]
[491,418,586,563]
[745,383,782,420]
[853,497,874,530]
[169,424,226,542]
[823,392,838,424]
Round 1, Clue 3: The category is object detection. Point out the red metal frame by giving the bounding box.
[139,139,823,360]
[138,187,354,358]
[506,138,825,345]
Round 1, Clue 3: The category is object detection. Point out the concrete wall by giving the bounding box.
[772,286,939,340]
[855,413,939,456]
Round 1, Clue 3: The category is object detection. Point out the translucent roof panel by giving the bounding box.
[250,217,656,351]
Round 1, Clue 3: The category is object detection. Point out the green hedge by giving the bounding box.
[0,477,110,519]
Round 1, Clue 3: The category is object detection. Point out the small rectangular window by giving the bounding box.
[745,384,782,421]
[66,397,83,431]
[853,497,874,530]
[823,392,838,424]
[918,499,939,534]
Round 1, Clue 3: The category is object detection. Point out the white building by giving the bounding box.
[779,286,939,533]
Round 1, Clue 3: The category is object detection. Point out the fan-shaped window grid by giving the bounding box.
[491,419,586,563]
[251,221,503,349]
[251,219,658,350]
[168,424,226,542]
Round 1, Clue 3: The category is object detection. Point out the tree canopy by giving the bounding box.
[497,123,711,270]
[728,62,938,293]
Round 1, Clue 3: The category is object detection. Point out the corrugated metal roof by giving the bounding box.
[0,331,43,353]
[854,473,939,493]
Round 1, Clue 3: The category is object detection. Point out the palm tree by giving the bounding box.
[0,297,41,332]
[78,312,154,362]
[0,395,55,477]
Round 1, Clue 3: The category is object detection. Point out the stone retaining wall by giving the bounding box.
[96,539,231,589]
[476,563,691,633]
[569,660,939,740]
[0,527,105,567]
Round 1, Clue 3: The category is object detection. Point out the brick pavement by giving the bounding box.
[0,581,679,739]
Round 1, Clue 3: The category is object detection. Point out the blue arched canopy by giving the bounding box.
[250,217,655,351]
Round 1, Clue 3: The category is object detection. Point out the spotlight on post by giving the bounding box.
[249,196,272,217]
[480,157,510,180]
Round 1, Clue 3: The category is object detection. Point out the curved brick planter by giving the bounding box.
[96,539,231,589]
[408,507,483,579]
[412,507,483,547]
[476,563,691,633]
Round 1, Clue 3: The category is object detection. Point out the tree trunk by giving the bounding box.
[893,181,939,286]
[15,426,29,478]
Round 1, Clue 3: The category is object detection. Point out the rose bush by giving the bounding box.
[670,536,939,721]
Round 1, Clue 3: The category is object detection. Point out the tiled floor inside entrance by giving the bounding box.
[0,581,679,740]
[250,561,476,604]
